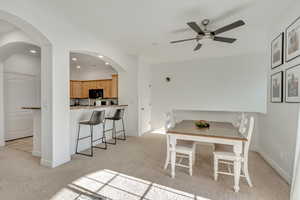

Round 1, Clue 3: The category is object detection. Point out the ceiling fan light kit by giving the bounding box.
[171,19,245,51]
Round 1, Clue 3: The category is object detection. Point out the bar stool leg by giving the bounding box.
[103,123,107,149]
[93,123,108,150]
[90,125,93,157]
[106,120,117,145]
[113,120,117,144]
[122,118,126,140]
[116,118,126,141]
[75,124,81,154]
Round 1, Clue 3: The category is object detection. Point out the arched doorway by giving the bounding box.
[0,10,53,166]
[68,50,128,155]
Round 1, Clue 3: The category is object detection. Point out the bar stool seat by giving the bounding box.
[79,121,100,125]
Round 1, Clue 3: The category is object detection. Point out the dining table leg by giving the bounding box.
[170,135,176,178]
[233,142,243,192]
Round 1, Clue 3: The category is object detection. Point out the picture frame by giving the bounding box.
[271,71,283,103]
[286,17,300,62]
[271,33,284,69]
[286,64,300,102]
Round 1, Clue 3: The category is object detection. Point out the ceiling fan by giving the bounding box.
[170,19,245,51]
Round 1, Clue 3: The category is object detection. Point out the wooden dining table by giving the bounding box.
[167,120,247,192]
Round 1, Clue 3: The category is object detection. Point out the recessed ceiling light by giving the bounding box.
[30,50,37,54]
[105,62,109,65]
[98,55,104,58]
[76,65,81,69]
[72,57,77,61]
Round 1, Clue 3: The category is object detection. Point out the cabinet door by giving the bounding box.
[70,81,74,98]
[103,80,112,98]
[96,80,103,89]
[81,81,89,98]
[111,74,118,98]
[89,81,97,89]
[72,81,82,98]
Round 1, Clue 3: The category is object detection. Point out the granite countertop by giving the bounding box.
[70,104,128,110]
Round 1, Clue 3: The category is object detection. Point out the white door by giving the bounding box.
[138,62,152,135]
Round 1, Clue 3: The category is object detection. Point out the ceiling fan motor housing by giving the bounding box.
[202,19,210,26]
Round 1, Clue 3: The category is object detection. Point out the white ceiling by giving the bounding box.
[70,52,117,72]
[43,0,296,62]
[0,20,17,35]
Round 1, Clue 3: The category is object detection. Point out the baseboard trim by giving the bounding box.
[40,158,52,168]
[258,150,291,184]
[32,151,41,157]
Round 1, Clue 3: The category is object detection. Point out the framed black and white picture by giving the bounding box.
[271,33,284,69]
[286,17,300,62]
[271,71,283,103]
[286,64,300,102]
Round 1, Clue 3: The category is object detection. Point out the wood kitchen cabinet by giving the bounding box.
[70,75,118,99]
[81,81,90,98]
[70,81,82,98]
[111,74,118,98]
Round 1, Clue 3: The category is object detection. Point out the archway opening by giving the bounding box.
[68,50,128,156]
[0,11,53,167]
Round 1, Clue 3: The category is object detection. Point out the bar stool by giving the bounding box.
[104,108,126,145]
[75,110,107,157]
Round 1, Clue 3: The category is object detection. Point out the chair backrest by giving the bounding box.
[113,108,125,120]
[243,116,255,160]
[89,110,105,124]
[165,111,175,130]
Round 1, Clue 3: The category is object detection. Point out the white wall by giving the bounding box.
[258,1,300,184]
[0,62,4,146]
[70,65,117,80]
[150,54,268,130]
[3,53,41,140]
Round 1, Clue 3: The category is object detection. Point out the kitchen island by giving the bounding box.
[70,105,128,155]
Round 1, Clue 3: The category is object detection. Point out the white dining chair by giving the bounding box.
[213,116,254,187]
[164,134,197,176]
[164,111,197,176]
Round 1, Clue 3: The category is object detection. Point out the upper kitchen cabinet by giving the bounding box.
[70,81,82,99]
[111,74,118,98]
[70,77,117,99]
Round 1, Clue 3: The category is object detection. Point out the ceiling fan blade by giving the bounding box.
[170,38,197,44]
[213,36,237,43]
[212,20,245,35]
[194,43,202,51]
[187,22,204,34]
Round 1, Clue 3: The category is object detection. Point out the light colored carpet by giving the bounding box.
[0,133,290,200]
[6,137,33,153]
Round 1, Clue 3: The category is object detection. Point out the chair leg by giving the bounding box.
[122,118,126,140]
[244,160,253,187]
[192,144,196,165]
[93,123,107,150]
[106,120,117,145]
[103,124,107,149]
[116,119,126,141]
[75,124,81,154]
[214,155,218,181]
[189,153,193,176]
[90,125,93,157]
[113,120,117,144]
